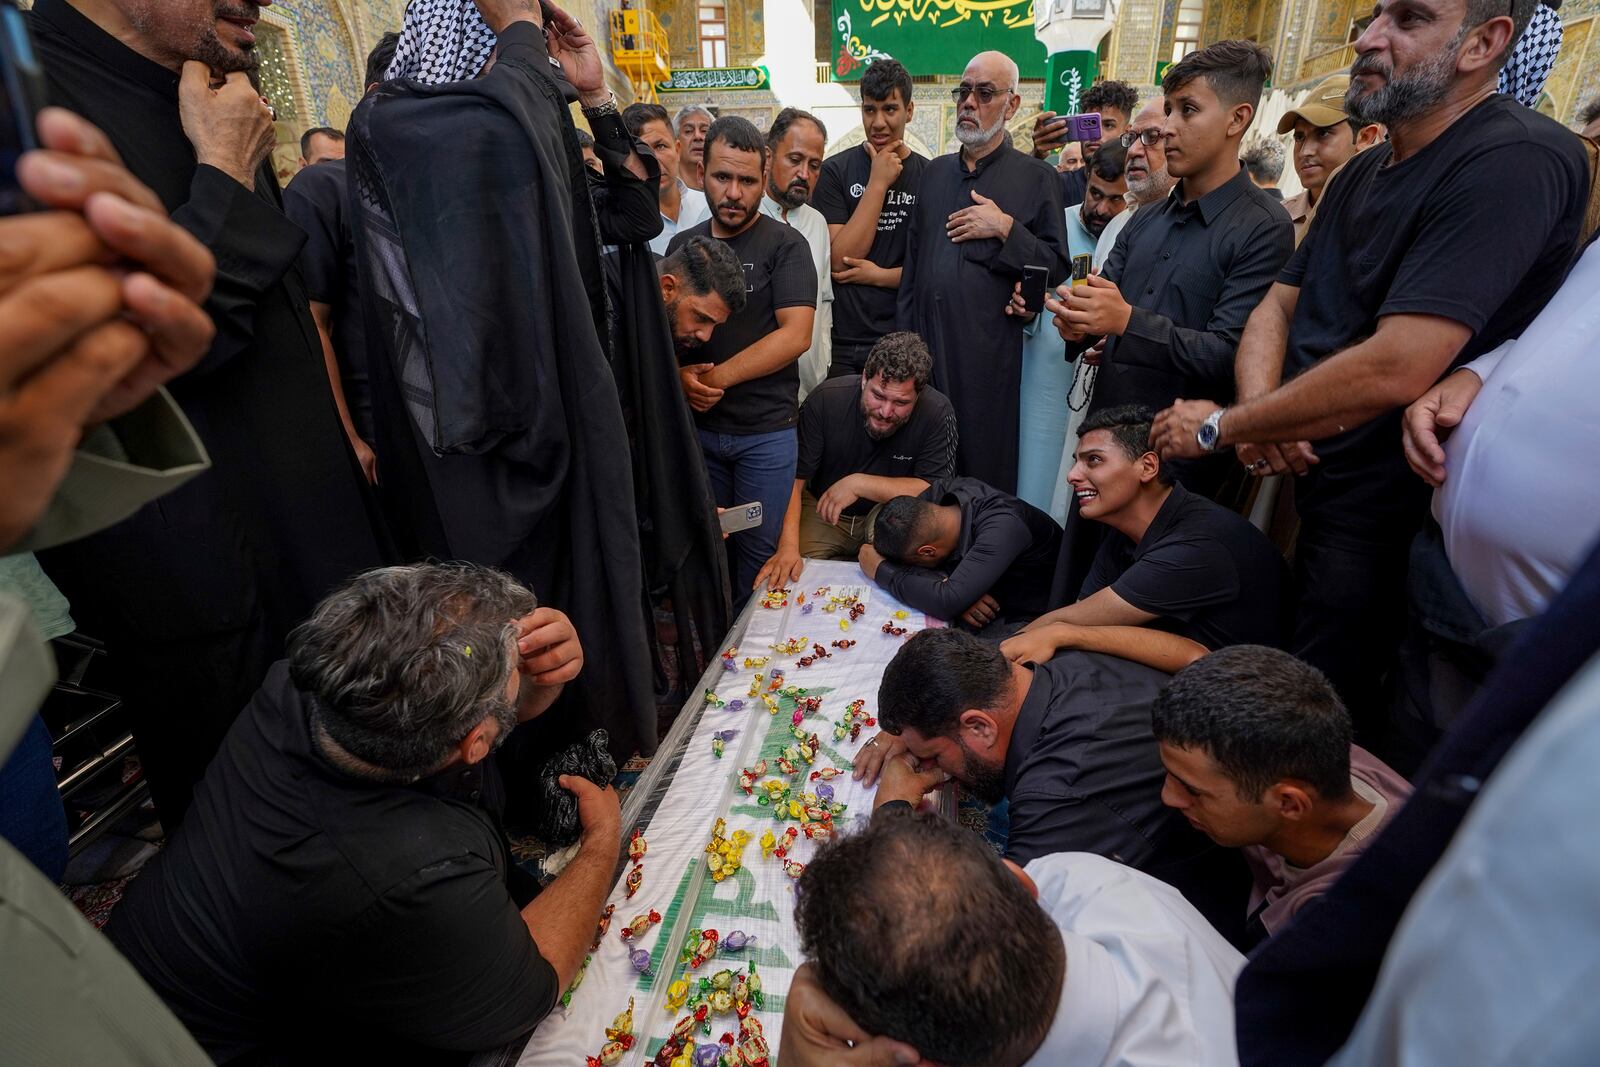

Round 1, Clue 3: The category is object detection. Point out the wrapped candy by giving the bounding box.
[683,927,721,969]
[587,1040,628,1067]
[593,904,616,948]
[759,588,789,608]
[850,721,862,743]
[703,689,725,709]
[831,639,855,649]
[893,609,909,619]
[814,782,835,804]
[773,827,798,859]
[666,979,689,1011]
[783,859,806,880]
[693,1044,723,1067]
[796,655,814,668]
[629,829,649,864]
[606,998,636,1043]
[625,864,644,899]
[802,823,833,842]
[747,676,762,698]
[629,948,653,976]
[775,757,796,777]
[838,618,850,632]
[725,699,745,713]
[707,989,734,1015]
[758,829,777,857]
[720,930,756,952]
[742,656,768,669]
[810,767,841,781]
[882,622,908,637]
[799,601,815,615]
[711,729,737,759]
[620,909,662,942]
[760,694,779,714]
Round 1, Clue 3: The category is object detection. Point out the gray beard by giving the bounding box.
[1127,168,1173,204]
[1346,41,1459,127]
[955,113,1006,149]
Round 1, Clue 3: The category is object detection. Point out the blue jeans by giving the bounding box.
[697,427,798,595]
[0,714,68,882]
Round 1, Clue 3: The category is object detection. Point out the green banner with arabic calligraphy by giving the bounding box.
[830,0,1045,81]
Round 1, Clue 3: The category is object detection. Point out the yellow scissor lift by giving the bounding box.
[609,6,671,104]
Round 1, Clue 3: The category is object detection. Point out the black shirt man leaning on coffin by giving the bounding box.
[755,331,957,588]
[108,564,619,1065]
[861,477,1062,630]
[1009,405,1289,663]
[857,627,1252,946]
[897,50,1068,494]
[29,0,391,824]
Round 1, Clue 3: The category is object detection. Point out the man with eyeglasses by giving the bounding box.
[898,51,1069,496]
[1092,99,1178,269]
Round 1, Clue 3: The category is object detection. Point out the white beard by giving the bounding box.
[955,113,1006,148]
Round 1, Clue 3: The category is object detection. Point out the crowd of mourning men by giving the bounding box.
[1,0,1599,1063]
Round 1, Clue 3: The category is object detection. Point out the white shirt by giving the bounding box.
[759,194,833,399]
[647,181,710,255]
[1024,853,1244,1067]
[1330,651,1600,1066]
[1434,239,1600,627]
[1093,203,1133,270]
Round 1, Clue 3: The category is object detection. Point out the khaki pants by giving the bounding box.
[798,490,882,560]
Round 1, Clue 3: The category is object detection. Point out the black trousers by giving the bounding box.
[1290,520,1416,746]
[826,340,876,380]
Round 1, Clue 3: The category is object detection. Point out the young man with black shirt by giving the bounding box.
[668,116,818,593]
[813,58,928,379]
[862,476,1062,629]
[1048,40,1293,488]
[755,332,957,587]
[107,564,616,1064]
[1010,405,1288,665]
[1152,0,1589,732]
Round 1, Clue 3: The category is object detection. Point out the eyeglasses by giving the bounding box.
[1120,128,1164,148]
[950,84,1014,105]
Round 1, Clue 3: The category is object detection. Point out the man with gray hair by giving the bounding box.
[676,104,714,191]
[897,50,1069,494]
[1240,133,1287,199]
[106,563,619,1063]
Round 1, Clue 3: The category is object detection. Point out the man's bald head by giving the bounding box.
[965,50,1019,91]
[955,51,1021,151]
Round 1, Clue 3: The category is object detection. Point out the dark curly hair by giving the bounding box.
[861,330,932,391]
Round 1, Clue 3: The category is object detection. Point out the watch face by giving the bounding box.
[1198,421,1219,447]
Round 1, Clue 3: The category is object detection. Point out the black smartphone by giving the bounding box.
[0,0,46,216]
[1021,264,1049,315]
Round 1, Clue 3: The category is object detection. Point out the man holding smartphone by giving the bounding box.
[897,50,1068,496]
[1032,79,1138,208]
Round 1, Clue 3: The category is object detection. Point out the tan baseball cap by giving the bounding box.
[1277,75,1353,134]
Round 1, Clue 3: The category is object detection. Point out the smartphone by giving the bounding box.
[1020,265,1049,315]
[0,0,47,216]
[1062,112,1102,143]
[1070,253,1092,287]
[719,501,763,535]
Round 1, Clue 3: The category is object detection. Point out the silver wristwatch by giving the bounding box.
[1197,408,1226,453]
[580,92,619,118]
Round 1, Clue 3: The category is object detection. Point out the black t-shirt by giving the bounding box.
[1080,482,1290,650]
[813,146,928,353]
[1281,94,1588,536]
[667,214,817,434]
[795,374,957,516]
[283,159,371,440]
[106,662,557,1064]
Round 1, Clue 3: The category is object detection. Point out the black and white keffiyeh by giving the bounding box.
[1499,3,1563,107]
[385,0,498,84]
